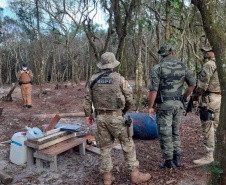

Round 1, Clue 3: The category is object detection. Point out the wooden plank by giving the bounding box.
[46,127,63,135]
[26,131,72,148]
[47,114,61,131]
[25,140,38,149]
[32,112,85,119]
[28,130,68,144]
[40,138,86,156]
[37,133,75,150]
[0,140,11,144]
[34,152,54,161]
[78,135,95,142]
[86,146,101,155]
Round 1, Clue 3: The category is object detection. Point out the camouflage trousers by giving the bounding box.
[156,100,183,160]
[200,93,221,152]
[95,113,139,173]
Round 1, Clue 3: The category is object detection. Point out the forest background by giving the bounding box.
[0,0,226,184]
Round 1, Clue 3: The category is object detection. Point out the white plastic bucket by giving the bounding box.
[10,132,27,165]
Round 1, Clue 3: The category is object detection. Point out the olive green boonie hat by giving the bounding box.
[158,42,175,56]
[97,52,120,69]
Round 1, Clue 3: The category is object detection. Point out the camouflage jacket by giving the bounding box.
[83,70,133,117]
[149,56,195,97]
[195,58,220,96]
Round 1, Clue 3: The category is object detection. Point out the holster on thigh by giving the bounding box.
[123,123,134,138]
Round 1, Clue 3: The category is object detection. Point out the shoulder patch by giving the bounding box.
[200,71,207,77]
[127,84,132,89]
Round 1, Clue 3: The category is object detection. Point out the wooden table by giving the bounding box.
[25,130,86,171]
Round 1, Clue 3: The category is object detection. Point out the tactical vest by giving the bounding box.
[91,72,125,110]
[206,59,220,93]
[20,71,32,83]
[159,57,186,97]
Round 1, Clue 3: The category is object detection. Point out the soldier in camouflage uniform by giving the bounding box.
[192,46,221,165]
[148,43,196,168]
[83,52,150,185]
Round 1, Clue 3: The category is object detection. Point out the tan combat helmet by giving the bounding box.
[97,52,120,69]
[158,42,175,56]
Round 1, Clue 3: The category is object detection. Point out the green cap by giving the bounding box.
[158,42,175,56]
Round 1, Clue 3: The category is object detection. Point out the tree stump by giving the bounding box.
[2,83,17,102]
[55,84,61,90]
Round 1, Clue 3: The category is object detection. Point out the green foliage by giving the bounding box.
[201,161,223,178]
[140,17,152,31]
[141,95,149,109]
[170,0,182,14]
[37,125,43,131]
[196,65,201,73]
[167,38,178,45]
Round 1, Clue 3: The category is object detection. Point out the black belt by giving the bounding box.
[96,110,122,116]
[21,82,31,84]
[163,96,181,101]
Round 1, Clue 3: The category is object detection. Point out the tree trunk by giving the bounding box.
[135,0,143,111]
[113,0,136,64]
[187,44,192,70]
[121,39,127,79]
[89,45,93,80]
[0,52,4,87]
[2,83,17,102]
[192,0,226,184]
[74,60,80,85]
[144,38,148,87]
[36,0,45,98]
[51,46,57,83]
[165,0,171,41]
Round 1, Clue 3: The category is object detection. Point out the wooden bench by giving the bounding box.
[33,137,86,171]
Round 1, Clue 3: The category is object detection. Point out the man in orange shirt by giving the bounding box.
[17,63,33,108]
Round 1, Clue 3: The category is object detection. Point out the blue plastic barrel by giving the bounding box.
[125,113,158,140]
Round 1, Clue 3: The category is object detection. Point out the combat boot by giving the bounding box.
[103,172,115,185]
[160,160,176,169]
[173,153,181,167]
[193,152,214,165]
[131,168,151,184]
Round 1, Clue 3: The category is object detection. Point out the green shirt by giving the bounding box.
[149,56,195,97]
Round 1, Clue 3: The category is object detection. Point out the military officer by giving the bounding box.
[192,45,221,165]
[17,63,33,108]
[83,52,151,185]
[149,43,196,168]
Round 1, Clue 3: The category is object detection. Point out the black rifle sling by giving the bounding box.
[90,70,113,89]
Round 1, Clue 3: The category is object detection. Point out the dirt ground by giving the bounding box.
[0,83,210,185]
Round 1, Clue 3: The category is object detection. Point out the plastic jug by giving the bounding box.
[125,113,158,140]
[10,132,27,165]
